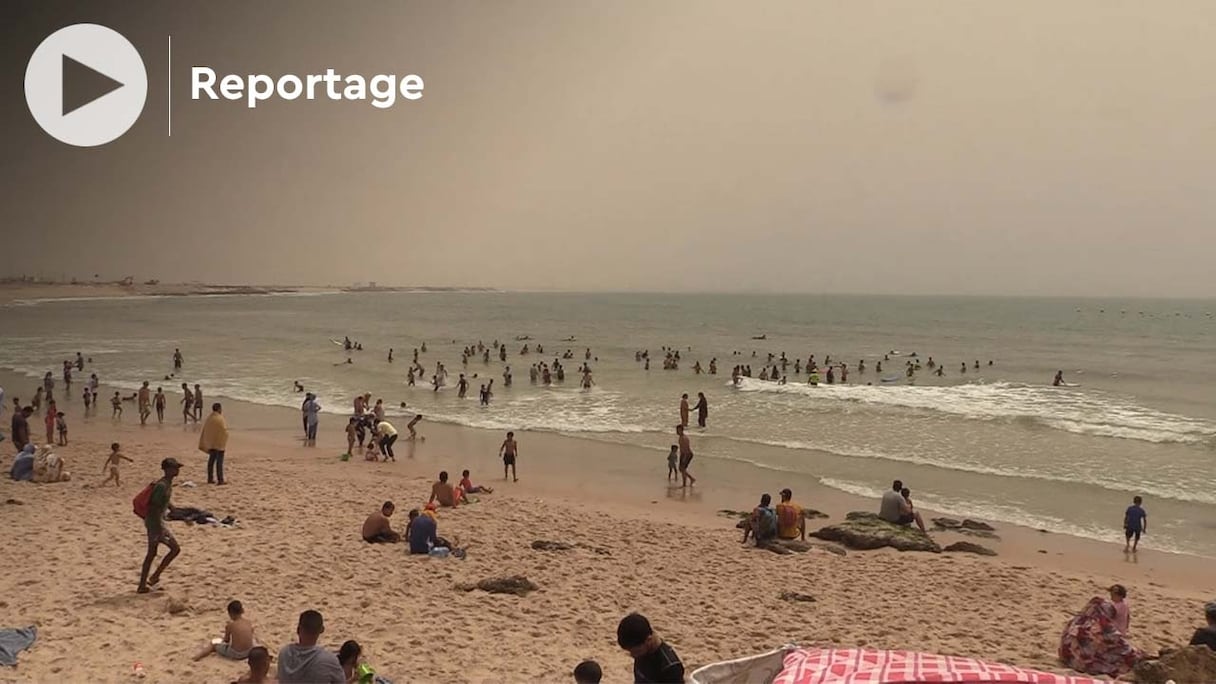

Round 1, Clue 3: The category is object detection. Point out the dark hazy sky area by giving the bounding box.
[3,1,1214,296]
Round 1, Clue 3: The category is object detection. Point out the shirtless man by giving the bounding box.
[428,471,465,507]
[138,458,183,593]
[500,431,518,482]
[678,394,690,427]
[676,424,697,488]
[138,382,152,425]
[361,501,402,543]
[193,384,204,421]
[181,383,194,423]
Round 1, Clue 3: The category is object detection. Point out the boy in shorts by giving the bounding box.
[103,442,133,486]
[666,445,678,482]
[194,600,256,661]
[55,412,68,445]
[1123,496,1147,553]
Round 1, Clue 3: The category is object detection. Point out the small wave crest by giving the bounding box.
[734,377,1216,447]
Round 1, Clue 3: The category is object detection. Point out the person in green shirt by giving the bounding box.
[138,458,183,593]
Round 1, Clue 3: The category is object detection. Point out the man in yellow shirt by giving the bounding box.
[775,488,806,541]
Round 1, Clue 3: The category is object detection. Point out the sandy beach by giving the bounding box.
[1,365,1213,684]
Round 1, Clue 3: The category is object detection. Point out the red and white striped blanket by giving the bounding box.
[771,648,1107,684]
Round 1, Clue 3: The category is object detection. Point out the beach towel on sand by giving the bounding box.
[767,648,1106,684]
[0,626,37,666]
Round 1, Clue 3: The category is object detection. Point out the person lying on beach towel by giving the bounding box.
[1059,596,1143,676]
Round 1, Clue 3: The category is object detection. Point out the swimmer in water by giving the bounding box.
[1053,370,1064,386]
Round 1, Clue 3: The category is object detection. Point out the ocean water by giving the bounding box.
[2,292,1214,555]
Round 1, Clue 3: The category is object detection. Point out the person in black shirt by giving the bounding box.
[617,613,684,684]
[1190,601,1216,651]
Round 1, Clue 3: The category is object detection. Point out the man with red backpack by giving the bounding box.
[136,458,183,594]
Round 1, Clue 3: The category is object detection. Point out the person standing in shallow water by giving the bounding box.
[694,392,708,428]
[678,394,689,427]
[676,424,697,488]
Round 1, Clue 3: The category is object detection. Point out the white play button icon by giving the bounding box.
[25,24,147,147]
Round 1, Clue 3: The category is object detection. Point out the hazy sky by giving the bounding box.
[3,1,1214,296]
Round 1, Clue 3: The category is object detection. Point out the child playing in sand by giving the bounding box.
[667,445,678,482]
[232,646,273,684]
[194,600,256,662]
[111,391,123,418]
[102,442,133,486]
[55,412,67,446]
[363,437,380,461]
[1109,584,1131,634]
[460,469,493,494]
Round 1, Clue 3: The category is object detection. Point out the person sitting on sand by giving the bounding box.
[459,469,493,494]
[195,600,256,661]
[899,487,927,532]
[775,488,806,541]
[617,613,684,684]
[741,494,777,546]
[429,470,466,507]
[406,508,439,555]
[277,610,345,684]
[232,646,275,684]
[1189,601,1216,651]
[1059,596,1143,677]
[1109,584,1131,634]
[361,501,402,543]
[337,640,364,683]
[574,660,603,684]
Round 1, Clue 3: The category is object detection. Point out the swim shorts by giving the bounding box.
[146,527,176,545]
[896,514,915,526]
[678,453,693,471]
[503,453,516,466]
[216,642,250,660]
[1124,527,1141,541]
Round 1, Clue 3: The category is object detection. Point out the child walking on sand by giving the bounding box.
[111,391,123,418]
[102,442,133,486]
[193,600,256,661]
[667,445,679,482]
[1123,496,1148,553]
[55,412,68,446]
[346,417,358,457]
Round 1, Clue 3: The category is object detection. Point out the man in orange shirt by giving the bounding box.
[775,488,806,541]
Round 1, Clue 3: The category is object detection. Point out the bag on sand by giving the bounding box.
[132,482,155,518]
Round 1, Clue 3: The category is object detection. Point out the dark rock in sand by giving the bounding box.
[809,542,848,557]
[1133,645,1216,684]
[960,519,995,531]
[778,591,816,603]
[4,499,23,505]
[943,541,997,556]
[574,542,611,556]
[531,540,573,552]
[952,528,1000,540]
[931,517,961,529]
[810,512,941,553]
[757,539,815,555]
[456,575,539,596]
[165,596,189,615]
[724,508,828,520]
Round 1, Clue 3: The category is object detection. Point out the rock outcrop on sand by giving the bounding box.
[810,512,941,553]
[1132,645,1216,684]
[778,591,816,603]
[456,576,539,596]
[531,540,573,552]
[943,541,997,556]
[931,517,1000,539]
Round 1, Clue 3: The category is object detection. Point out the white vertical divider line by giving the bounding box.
[167,34,172,136]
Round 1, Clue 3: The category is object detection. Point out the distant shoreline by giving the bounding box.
[0,282,499,305]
